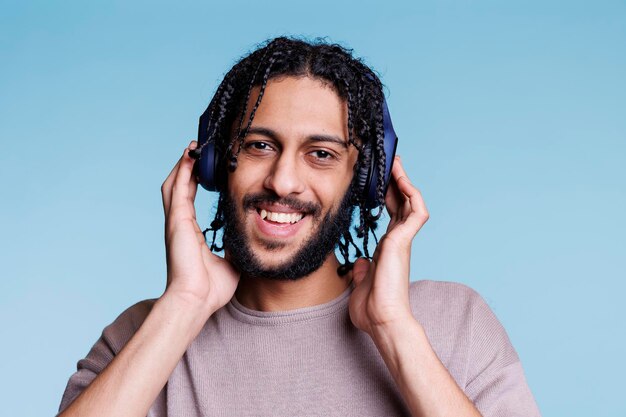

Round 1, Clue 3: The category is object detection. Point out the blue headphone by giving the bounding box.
[192,93,398,209]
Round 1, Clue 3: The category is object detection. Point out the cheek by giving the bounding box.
[315,178,353,212]
[228,163,264,194]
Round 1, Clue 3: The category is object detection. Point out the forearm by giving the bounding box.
[371,318,482,417]
[59,291,213,417]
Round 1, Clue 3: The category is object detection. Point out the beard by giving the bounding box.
[220,187,355,281]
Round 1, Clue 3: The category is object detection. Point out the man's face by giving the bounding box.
[221,75,359,280]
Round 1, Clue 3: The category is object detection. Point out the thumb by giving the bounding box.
[351,258,371,287]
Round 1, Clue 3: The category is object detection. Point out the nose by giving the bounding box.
[263,152,306,197]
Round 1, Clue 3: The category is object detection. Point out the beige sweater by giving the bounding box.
[58,279,542,416]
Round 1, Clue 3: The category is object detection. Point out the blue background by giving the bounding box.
[1,1,624,416]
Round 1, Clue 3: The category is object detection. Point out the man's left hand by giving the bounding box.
[348,155,429,335]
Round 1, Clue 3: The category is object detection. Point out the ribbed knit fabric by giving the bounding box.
[58,279,541,417]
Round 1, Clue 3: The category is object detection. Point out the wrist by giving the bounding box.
[158,290,216,336]
[163,281,217,310]
[370,316,426,357]
[367,308,419,337]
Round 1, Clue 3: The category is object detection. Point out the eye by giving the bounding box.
[243,141,274,154]
[250,142,269,150]
[313,150,331,159]
[307,148,340,167]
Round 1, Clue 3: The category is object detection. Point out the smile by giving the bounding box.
[252,205,309,239]
[258,209,304,224]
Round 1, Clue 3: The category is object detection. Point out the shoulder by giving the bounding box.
[409,279,520,376]
[72,299,158,376]
[407,283,540,414]
[99,298,157,354]
[407,279,513,343]
[408,278,479,300]
[57,298,158,414]
[408,279,484,322]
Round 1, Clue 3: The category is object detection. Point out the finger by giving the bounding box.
[352,257,371,287]
[393,170,429,239]
[383,156,429,240]
[384,156,406,221]
[186,141,199,203]
[398,181,413,221]
[161,148,187,217]
[170,141,199,217]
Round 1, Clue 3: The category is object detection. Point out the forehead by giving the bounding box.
[238,76,349,144]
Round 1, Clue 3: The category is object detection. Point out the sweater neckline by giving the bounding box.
[226,282,354,326]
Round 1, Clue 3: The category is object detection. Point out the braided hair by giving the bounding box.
[197,35,388,274]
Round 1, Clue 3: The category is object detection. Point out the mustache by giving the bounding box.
[242,192,322,217]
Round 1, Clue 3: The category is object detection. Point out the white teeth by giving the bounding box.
[259,209,304,224]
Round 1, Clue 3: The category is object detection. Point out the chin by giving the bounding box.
[250,237,303,262]
[220,189,353,281]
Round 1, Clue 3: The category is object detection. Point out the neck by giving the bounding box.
[233,253,353,312]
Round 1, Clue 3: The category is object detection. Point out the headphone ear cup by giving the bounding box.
[196,110,221,192]
[213,147,225,192]
[355,142,373,205]
[363,97,399,209]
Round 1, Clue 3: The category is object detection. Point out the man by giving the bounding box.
[58,36,541,417]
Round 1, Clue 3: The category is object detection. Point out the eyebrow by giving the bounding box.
[245,126,349,149]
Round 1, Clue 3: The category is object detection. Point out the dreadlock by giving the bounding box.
[197,35,388,274]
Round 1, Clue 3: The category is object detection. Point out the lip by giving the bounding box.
[252,208,308,239]
[254,202,306,214]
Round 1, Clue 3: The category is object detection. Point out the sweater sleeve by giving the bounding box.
[56,299,155,416]
[463,288,542,417]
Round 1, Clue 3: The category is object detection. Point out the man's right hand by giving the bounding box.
[160,140,240,315]
[58,141,240,417]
